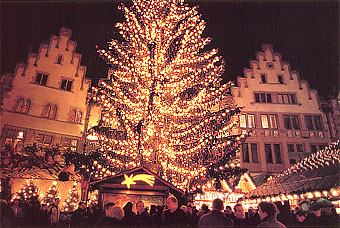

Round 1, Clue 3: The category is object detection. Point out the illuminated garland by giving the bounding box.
[86,0,248,190]
[11,179,39,203]
[242,141,340,203]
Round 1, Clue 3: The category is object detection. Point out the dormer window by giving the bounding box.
[278,75,284,84]
[261,74,267,83]
[57,55,63,64]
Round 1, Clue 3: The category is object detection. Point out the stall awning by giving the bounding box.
[243,141,340,199]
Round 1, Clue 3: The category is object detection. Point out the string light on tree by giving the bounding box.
[11,179,39,203]
[87,0,248,190]
[42,181,59,207]
[61,182,80,213]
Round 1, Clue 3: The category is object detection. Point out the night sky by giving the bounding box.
[1,1,339,98]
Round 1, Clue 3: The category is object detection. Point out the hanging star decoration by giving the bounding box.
[121,174,155,189]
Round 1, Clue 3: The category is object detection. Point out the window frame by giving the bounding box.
[69,109,83,123]
[242,143,250,163]
[250,143,259,163]
[42,104,58,119]
[265,143,273,163]
[60,78,74,91]
[278,75,284,84]
[274,144,282,164]
[57,55,63,64]
[15,98,31,114]
[35,72,48,86]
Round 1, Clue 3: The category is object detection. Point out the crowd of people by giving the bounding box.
[1,195,339,228]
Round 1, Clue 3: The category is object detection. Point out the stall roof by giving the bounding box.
[244,141,340,199]
[89,166,185,196]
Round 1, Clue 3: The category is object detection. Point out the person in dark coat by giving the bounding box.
[131,201,154,227]
[223,205,234,220]
[0,199,15,228]
[122,201,135,227]
[152,205,164,227]
[304,203,328,227]
[290,207,306,227]
[39,203,50,227]
[233,203,248,227]
[163,196,187,227]
[94,202,116,227]
[198,198,233,228]
[257,202,286,228]
[71,201,88,227]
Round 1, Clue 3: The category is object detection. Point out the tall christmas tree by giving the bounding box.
[11,180,39,203]
[61,182,80,212]
[42,181,59,206]
[87,0,247,191]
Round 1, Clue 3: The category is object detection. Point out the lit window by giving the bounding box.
[248,115,255,128]
[69,109,82,123]
[61,79,73,91]
[261,115,269,129]
[269,115,277,128]
[4,128,25,149]
[239,115,246,128]
[35,73,48,86]
[64,138,78,152]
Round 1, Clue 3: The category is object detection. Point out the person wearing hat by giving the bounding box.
[304,202,328,227]
[198,198,233,227]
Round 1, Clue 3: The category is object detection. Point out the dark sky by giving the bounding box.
[1,1,339,98]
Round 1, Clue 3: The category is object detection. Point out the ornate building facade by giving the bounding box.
[0,27,91,153]
[231,44,331,179]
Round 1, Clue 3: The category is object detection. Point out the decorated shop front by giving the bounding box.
[241,141,340,213]
[89,167,184,208]
[193,172,256,210]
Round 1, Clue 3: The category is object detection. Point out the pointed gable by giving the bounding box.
[90,166,184,196]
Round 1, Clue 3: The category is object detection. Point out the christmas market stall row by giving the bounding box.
[240,141,340,213]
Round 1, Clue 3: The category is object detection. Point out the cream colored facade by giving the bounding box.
[0,27,91,152]
[321,94,340,142]
[231,44,331,176]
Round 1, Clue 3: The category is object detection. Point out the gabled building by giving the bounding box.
[0,27,91,153]
[231,44,331,179]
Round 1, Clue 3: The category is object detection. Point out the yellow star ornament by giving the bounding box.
[121,174,136,189]
[121,174,155,189]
